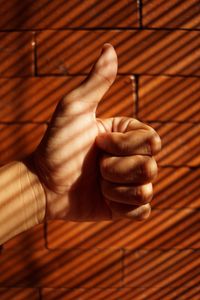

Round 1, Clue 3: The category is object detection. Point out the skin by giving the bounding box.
[31,43,162,222]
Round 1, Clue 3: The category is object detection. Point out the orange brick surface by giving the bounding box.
[47,208,200,250]
[0,76,135,122]
[42,287,200,300]
[124,249,200,287]
[138,76,200,122]
[0,0,138,29]
[42,288,121,300]
[0,124,46,165]
[0,32,33,77]
[152,123,200,166]
[154,168,200,209]
[143,0,200,29]
[0,0,199,298]
[37,30,200,76]
[3,224,45,250]
[0,249,122,288]
[0,288,39,300]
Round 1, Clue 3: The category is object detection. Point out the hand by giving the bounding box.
[33,44,161,221]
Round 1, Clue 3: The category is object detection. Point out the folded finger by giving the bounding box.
[100,154,158,184]
[107,201,151,221]
[96,129,161,156]
[101,179,153,205]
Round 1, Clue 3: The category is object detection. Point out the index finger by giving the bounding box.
[96,129,161,156]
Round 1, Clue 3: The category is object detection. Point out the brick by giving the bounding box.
[47,208,200,250]
[124,249,200,287]
[0,76,135,122]
[0,32,33,77]
[151,123,200,166]
[154,167,200,209]
[0,288,39,300]
[3,224,45,250]
[37,30,200,76]
[0,0,138,29]
[0,249,122,288]
[112,287,200,300]
[42,287,200,300]
[0,77,74,122]
[96,75,135,118]
[143,0,200,29]
[47,220,112,249]
[42,288,122,300]
[0,124,46,165]
[124,209,200,250]
[138,76,200,122]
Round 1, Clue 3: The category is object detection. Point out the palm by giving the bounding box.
[41,107,112,220]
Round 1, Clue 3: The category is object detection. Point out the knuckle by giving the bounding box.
[136,204,151,221]
[124,203,151,221]
[137,184,153,204]
[142,157,158,181]
[148,130,162,154]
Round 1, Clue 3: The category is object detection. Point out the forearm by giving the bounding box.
[0,160,46,245]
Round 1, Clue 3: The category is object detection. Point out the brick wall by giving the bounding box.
[0,0,200,299]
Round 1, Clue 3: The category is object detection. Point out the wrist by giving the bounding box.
[0,160,46,245]
[22,157,46,224]
[29,152,70,220]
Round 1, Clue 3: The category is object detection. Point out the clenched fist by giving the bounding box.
[33,44,161,221]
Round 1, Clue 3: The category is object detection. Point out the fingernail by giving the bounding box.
[101,43,112,54]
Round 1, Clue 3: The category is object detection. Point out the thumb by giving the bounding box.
[63,43,118,113]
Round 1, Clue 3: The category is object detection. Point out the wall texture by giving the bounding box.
[0,0,199,299]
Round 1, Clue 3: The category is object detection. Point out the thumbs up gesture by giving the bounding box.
[33,44,161,221]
